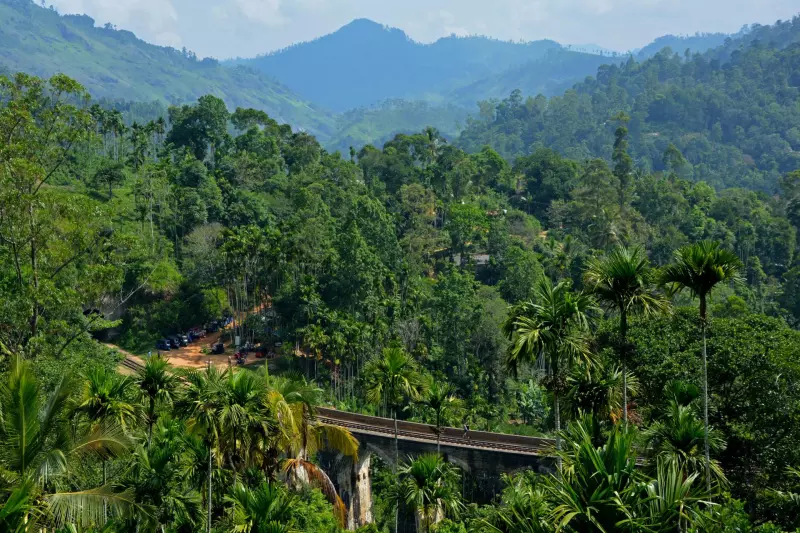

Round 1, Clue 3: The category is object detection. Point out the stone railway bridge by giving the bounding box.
[316,408,555,530]
[119,355,554,531]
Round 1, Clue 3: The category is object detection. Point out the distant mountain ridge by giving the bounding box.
[231,18,565,112]
[0,0,335,137]
[232,18,736,114]
[5,0,771,154]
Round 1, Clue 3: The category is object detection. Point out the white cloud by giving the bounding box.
[47,0,799,59]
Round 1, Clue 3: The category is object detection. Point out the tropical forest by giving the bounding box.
[1,0,800,532]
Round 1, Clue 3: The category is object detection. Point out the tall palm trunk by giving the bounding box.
[700,294,711,491]
[393,405,399,533]
[620,308,628,424]
[554,391,562,472]
[103,460,107,523]
[208,442,213,533]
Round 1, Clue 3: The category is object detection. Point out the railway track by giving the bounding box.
[120,356,145,373]
[317,410,554,456]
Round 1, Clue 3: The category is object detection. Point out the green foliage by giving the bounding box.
[0,0,335,137]
[460,17,800,191]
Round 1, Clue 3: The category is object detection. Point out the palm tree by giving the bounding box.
[75,368,138,524]
[76,368,138,431]
[0,354,136,530]
[566,361,639,426]
[219,369,270,478]
[659,241,742,489]
[502,277,596,462]
[584,245,668,423]
[134,354,178,449]
[634,458,709,533]
[418,379,463,454]
[226,481,296,533]
[768,466,800,520]
[546,416,641,532]
[178,364,228,533]
[124,417,203,531]
[268,374,357,525]
[643,399,727,486]
[363,347,425,533]
[396,454,462,533]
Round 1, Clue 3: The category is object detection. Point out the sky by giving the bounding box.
[47,0,800,59]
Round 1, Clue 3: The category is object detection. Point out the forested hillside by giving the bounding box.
[0,0,335,136]
[327,100,470,153]
[3,67,800,531]
[634,31,731,59]
[459,16,800,191]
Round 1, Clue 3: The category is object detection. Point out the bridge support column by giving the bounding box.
[347,453,373,530]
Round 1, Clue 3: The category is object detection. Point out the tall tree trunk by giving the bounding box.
[554,391,562,472]
[702,322,711,492]
[393,407,399,533]
[103,460,107,523]
[700,294,711,492]
[620,309,628,425]
[208,441,213,533]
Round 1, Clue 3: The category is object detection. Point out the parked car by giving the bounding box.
[179,334,190,346]
[156,339,171,351]
[167,335,181,349]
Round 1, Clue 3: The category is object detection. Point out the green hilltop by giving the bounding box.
[0,0,335,137]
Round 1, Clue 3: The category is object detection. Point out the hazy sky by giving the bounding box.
[48,0,799,59]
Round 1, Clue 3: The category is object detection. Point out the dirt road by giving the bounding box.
[107,329,238,373]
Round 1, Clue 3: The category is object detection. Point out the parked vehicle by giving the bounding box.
[211,342,224,354]
[168,335,181,349]
[179,334,190,346]
[156,339,171,351]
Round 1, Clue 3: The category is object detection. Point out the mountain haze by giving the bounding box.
[233,18,569,111]
[0,0,335,136]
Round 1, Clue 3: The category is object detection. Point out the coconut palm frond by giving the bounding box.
[311,422,358,461]
[283,458,347,526]
[46,486,143,527]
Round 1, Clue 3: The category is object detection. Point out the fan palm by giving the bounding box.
[659,241,742,489]
[0,354,137,531]
[134,354,178,449]
[396,454,462,533]
[418,379,463,454]
[584,246,668,423]
[502,277,596,461]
